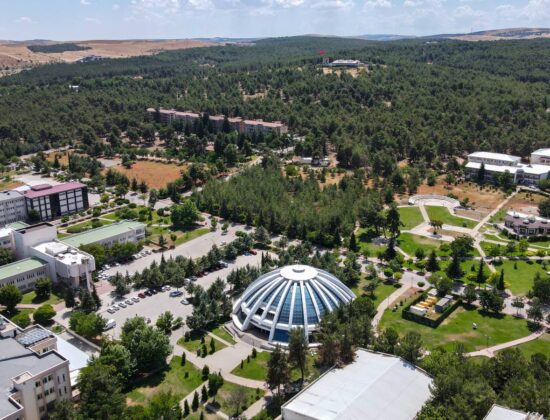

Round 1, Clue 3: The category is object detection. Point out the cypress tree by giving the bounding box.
[201,385,208,402]
[349,232,359,252]
[183,400,190,417]
[426,250,439,272]
[192,391,199,411]
[497,270,505,291]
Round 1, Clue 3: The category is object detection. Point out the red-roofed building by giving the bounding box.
[23,182,89,222]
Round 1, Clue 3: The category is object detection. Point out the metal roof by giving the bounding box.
[468,151,521,162]
[0,257,47,281]
[484,404,531,420]
[61,220,145,247]
[531,148,550,158]
[282,349,432,420]
[16,326,53,347]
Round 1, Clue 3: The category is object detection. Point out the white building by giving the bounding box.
[61,220,146,248]
[282,349,433,420]
[0,191,27,228]
[530,148,550,166]
[467,151,521,167]
[0,257,49,291]
[484,404,544,420]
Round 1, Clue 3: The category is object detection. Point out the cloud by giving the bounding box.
[80,0,91,5]
[310,0,354,8]
[274,0,306,7]
[84,17,102,24]
[454,4,483,17]
[112,3,121,10]
[15,16,34,24]
[365,0,391,7]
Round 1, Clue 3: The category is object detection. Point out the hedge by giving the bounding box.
[402,292,462,328]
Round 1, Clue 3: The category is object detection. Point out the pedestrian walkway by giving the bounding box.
[467,329,545,358]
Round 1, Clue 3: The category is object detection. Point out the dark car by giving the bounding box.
[144,290,152,296]
[170,290,183,297]
[138,292,146,299]
[250,249,257,255]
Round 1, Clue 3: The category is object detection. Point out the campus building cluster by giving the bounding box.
[465,149,550,185]
[147,107,288,136]
[232,264,355,346]
[503,211,550,237]
[0,220,145,292]
[0,315,88,420]
[0,182,89,227]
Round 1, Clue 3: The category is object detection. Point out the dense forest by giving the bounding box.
[0,37,549,165]
[27,43,91,53]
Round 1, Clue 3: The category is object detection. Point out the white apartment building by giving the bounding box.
[530,148,550,165]
[467,151,521,167]
[0,191,27,228]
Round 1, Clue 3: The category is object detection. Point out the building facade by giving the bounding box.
[0,257,49,291]
[503,211,550,237]
[61,220,146,248]
[530,148,550,166]
[0,191,27,228]
[22,183,89,222]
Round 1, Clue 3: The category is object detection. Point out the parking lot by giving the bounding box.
[98,252,264,339]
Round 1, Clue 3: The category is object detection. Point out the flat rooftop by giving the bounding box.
[33,242,90,265]
[0,257,47,281]
[282,349,432,420]
[468,151,521,162]
[0,191,23,202]
[6,221,29,230]
[62,220,145,247]
[484,404,531,420]
[23,182,86,199]
[531,148,550,158]
[15,222,54,234]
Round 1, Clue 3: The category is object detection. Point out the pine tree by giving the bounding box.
[349,232,359,252]
[201,385,208,402]
[201,365,210,380]
[209,337,216,354]
[64,287,76,308]
[181,351,186,366]
[446,252,463,279]
[476,259,486,288]
[426,250,439,272]
[191,391,199,411]
[477,162,486,184]
[183,400,190,417]
[497,270,505,291]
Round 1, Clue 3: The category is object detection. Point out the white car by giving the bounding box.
[180,298,190,305]
[131,296,140,303]
[125,299,133,305]
[104,319,116,331]
[107,308,116,314]
[118,302,127,308]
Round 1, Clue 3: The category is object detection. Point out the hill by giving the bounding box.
[442,27,550,41]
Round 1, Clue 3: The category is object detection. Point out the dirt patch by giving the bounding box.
[417,178,506,215]
[455,208,485,221]
[322,67,366,78]
[106,160,185,189]
[506,191,546,215]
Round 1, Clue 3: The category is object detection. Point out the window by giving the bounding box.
[35,381,41,388]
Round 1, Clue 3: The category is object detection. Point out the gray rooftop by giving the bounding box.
[0,337,66,418]
[282,349,432,420]
[16,326,53,347]
[0,190,23,202]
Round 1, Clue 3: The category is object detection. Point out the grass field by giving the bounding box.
[425,206,478,229]
[65,218,113,233]
[398,207,424,230]
[107,160,185,189]
[352,278,399,308]
[177,331,227,356]
[397,233,444,256]
[231,351,270,380]
[211,381,263,417]
[379,299,533,352]
[209,325,236,345]
[497,333,550,358]
[126,356,203,404]
[491,260,547,295]
[21,290,63,305]
[433,259,491,284]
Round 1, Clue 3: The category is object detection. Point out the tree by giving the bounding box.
[48,400,79,420]
[475,259,487,288]
[156,311,174,334]
[69,312,106,339]
[148,391,182,420]
[431,273,453,296]
[476,162,486,184]
[100,343,136,381]
[450,236,474,257]
[171,200,200,228]
[267,345,290,395]
[349,231,359,252]
[385,203,401,238]
[254,226,271,246]
[11,311,31,328]
[191,391,199,411]
[288,327,308,384]
[527,297,544,325]
[34,277,52,299]
[65,287,76,308]
[201,364,210,380]
[415,247,426,261]
[28,209,40,223]
[430,219,443,234]
[0,247,13,266]
[511,297,524,316]
[398,331,423,364]
[201,385,208,402]
[374,328,399,354]
[0,284,22,314]
[183,400,190,417]
[78,362,126,420]
[478,289,504,314]
[446,252,463,279]
[532,273,550,303]
[33,304,56,325]
[497,270,505,291]
[538,198,550,218]
[426,250,439,272]
[228,386,248,416]
[208,373,224,398]
[463,284,477,305]
[209,337,216,354]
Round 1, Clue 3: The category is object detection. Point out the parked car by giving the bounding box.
[144,290,152,296]
[219,261,228,268]
[180,298,190,305]
[125,299,133,305]
[107,308,116,314]
[132,296,140,303]
[118,302,127,308]
[104,319,116,331]
[170,290,183,297]
[190,276,197,282]
[250,249,257,255]
[138,292,146,299]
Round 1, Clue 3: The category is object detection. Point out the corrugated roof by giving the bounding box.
[468,152,521,162]
[0,257,47,281]
[282,349,432,420]
[61,220,145,247]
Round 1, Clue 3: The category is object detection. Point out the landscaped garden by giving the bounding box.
[426,205,478,229]
[209,325,236,345]
[352,277,399,309]
[491,259,547,295]
[126,356,204,404]
[379,296,534,352]
[177,331,227,356]
[21,289,63,305]
[498,333,550,358]
[209,381,264,417]
[397,206,424,230]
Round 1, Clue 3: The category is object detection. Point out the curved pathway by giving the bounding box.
[467,329,545,358]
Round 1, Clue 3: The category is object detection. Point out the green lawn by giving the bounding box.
[379,299,534,352]
[433,260,491,285]
[397,233,445,256]
[21,290,64,305]
[426,206,478,229]
[352,279,399,308]
[231,351,270,380]
[209,325,236,345]
[489,208,507,224]
[65,218,113,233]
[497,333,550,358]
[177,331,227,356]
[398,207,424,230]
[126,356,204,404]
[174,227,209,246]
[491,260,548,295]
[211,381,264,417]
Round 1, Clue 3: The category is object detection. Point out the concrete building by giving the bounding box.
[22,182,89,222]
[0,319,71,420]
[328,59,364,67]
[281,349,432,420]
[530,148,550,166]
[0,257,49,291]
[467,151,521,167]
[504,211,550,237]
[61,220,146,248]
[13,223,57,260]
[148,107,288,136]
[0,191,27,228]
[484,404,544,420]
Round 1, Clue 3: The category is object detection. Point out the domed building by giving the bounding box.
[232,265,355,345]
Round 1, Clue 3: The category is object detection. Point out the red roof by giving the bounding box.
[23,182,86,199]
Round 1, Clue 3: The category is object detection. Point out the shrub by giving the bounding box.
[11,312,31,328]
[33,304,56,325]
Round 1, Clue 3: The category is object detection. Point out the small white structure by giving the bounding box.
[530,148,550,166]
[484,404,544,420]
[410,305,428,316]
[282,349,432,420]
[468,151,521,167]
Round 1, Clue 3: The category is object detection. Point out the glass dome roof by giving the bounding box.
[232,264,355,344]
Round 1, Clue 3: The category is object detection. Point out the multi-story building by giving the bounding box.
[503,211,550,237]
[61,220,146,249]
[0,257,49,291]
[0,319,72,420]
[22,183,89,222]
[148,107,288,136]
[0,191,27,227]
[530,148,550,165]
[465,150,550,185]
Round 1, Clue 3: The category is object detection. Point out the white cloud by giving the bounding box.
[454,4,483,17]
[404,0,423,6]
[84,17,102,24]
[15,16,34,24]
[365,0,391,7]
[274,0,306,7]
[188,0,214,9]
[310,0,354,8]
[80,0,91,5]
[112,3,121,10]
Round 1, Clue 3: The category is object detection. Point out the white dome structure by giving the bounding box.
[232,265,355,345]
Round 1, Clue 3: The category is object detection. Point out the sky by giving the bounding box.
[1,0,549,40]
